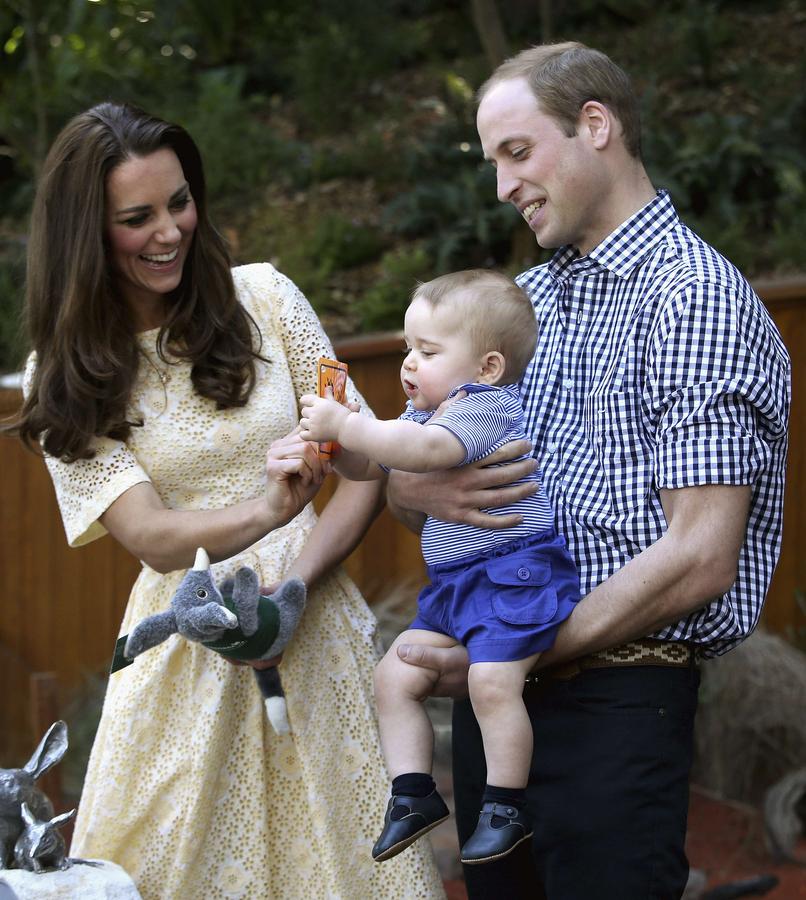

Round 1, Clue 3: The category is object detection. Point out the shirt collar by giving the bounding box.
[547,190,679,283]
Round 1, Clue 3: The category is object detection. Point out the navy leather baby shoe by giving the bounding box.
[372,790,450,862]
[460,801,533,865]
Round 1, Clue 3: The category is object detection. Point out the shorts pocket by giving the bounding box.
[485,553,558,626]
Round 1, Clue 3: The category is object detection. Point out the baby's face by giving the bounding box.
[400,295,485,411]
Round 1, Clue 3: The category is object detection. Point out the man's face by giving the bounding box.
[477,77,605,255]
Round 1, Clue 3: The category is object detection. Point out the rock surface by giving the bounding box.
[0,860,140,899]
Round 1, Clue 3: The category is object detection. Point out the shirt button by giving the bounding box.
[547,443,558,453]
[517,567,531,581]
[562,378,573,390]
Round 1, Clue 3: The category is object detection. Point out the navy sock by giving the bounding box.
[392,772,435,798]
[483,784,526,827]
[391,773,436,820]
[482,784,525,809]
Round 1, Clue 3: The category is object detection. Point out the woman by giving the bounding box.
[9,102,445,899]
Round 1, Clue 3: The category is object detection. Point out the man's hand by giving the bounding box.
[396,642,470,698]
[299,390,351,443]
[387,439,539,529]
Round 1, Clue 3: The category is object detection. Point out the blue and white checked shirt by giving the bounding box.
[517,191,790,656]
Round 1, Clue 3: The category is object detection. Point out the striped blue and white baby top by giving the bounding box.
[517,190,790,657]
[397,382,555,565]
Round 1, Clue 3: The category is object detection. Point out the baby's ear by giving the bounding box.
[478,351,506,385]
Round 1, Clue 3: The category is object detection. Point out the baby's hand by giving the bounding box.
[299,390,351,442]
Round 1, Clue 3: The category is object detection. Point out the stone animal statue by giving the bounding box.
[123,547,306,734]
[0,721,67,869]
[13,803,76,873]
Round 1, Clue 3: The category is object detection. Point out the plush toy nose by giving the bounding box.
[193,547,211,570]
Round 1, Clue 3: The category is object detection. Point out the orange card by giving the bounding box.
[317,357,349,459]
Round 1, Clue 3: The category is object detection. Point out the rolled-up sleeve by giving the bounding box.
[648,280,789,490]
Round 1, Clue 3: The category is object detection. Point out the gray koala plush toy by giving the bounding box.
[123,548,306,734]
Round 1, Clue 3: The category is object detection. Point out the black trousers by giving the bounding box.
[452,663,700,900]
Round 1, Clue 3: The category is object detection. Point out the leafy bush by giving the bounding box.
[308,214,387,272]
[384,119,521,272]
[355,245,432,332]
[161,67,305,202]
[642,59,806,274]
[279,2,423,131]
[0,238,26,375]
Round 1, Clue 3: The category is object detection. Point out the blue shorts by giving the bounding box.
[410,531,581,664]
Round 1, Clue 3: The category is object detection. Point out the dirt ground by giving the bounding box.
[437,783,806,900]
[685,785,806,899]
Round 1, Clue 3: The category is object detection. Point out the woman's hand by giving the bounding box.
[387,439,539,529]
[264,427,330,527]
[226,582,284,669]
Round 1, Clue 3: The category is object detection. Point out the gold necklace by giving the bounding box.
[139,348,171,385]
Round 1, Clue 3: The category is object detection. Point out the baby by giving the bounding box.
[299,269,580,865]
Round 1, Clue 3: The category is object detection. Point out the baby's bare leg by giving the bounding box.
[467,654,540,788]
[374,629,458,777]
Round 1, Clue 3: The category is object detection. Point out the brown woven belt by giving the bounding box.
[524,638,698,685]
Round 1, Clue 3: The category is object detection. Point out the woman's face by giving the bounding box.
[105,147,198,330]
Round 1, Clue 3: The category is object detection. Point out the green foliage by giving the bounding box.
[642,52,806,274]
[266,1,425,131]
[0,1,200,181]
[384,121,521,272]
[355,245,432,332]
[303,132,390,186]
[0,238,26,375]
[266,211,389,316]
[308,215,387,272]
[161,68,301,202]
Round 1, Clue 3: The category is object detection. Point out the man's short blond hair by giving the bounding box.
[412,269,537,383]
[478,41,642,158]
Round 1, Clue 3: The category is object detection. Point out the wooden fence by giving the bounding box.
[1,276,805,760]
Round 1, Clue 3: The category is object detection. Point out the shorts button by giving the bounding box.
[517,567,530,581]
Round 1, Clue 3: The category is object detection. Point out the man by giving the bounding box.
[387,42,790,899]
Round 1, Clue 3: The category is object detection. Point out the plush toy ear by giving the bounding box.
[231,567,261,636]
[193,547,211,570]
[261,578,307,659]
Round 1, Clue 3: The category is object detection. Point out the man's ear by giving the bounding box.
[578,100,611,150]
[478,351,506,385]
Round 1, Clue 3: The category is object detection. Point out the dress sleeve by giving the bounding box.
[22,353,151,547]
[647,280,790,489]
[238,263,373,414]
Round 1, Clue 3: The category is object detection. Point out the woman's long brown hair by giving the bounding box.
[6,102,264,462]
